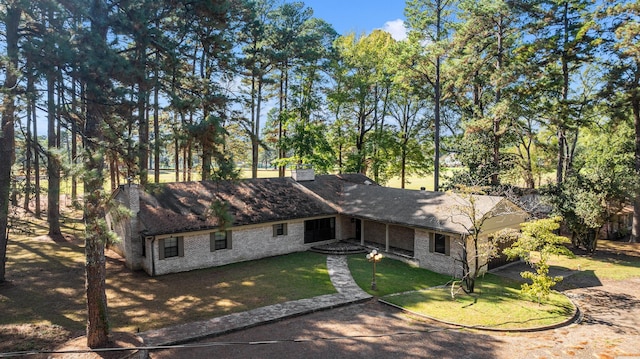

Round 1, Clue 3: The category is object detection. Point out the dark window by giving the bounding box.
[164,237,179,258]
[273,223,287,236]
[141,236,146,257]
[213,232,227,250]
[210,231,232,251]
[304,218,336,244]
[434,233,447,255]
[159,237,183,260]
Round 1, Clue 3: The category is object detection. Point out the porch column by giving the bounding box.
[360,220,364,245]
[385,224,389,252]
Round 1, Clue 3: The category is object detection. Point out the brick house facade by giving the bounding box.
[107,171,528,277]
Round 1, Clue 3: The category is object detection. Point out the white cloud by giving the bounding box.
[382,19,407,41]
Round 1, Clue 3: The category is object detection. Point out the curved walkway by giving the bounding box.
[139,255,371,347]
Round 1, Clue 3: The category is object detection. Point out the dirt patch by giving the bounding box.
[0,323,72,354]
[33,233,81,244]
[151,240,640,358]
[49,332,144,359]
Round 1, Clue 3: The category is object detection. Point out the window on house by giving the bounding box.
[430,233,449,256]
[164,237,179,258]
[210,231,232,251]
[273,223,287,236]
[304,217,336,243]
[158,237,184,260]
[141,236,146,257]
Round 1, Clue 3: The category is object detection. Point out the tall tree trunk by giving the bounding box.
[491,17,505,186]
[71,78,79,201]
[47,71,62,236]
[252,77,264,179]
[24,74,34,212]
[47,73,61,236]
[250,68,258,178]
[278,70,286,177]
[138,81,149,185]
[109,156,117,190]
[83,0,110,347]
[153,71,160,183]
[0,4,21,283]
[631,92,640,243]
[33,94,41,218]
[556,2,571,185]
[174,134,180,182]
[433,0,442,192]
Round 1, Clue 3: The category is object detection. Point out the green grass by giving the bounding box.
[547,241,640,281]
[349,255,575,330]
[347,255,451,296]
[2,234,335,334]
[383,274,575,330]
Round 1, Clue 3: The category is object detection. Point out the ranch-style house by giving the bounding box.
[107,169,529,277]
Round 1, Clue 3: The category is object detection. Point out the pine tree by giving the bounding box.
[0,1,22,283]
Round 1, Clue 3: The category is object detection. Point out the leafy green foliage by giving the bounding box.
[504,217,573,303]
[206,199,235,230]
[544,123,636,251]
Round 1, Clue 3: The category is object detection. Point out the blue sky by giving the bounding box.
[302,0,407,39]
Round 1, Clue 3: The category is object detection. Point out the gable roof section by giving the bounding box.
[301,176,517,234]
[137,178,336,236]
[297,173,379,208]
[132,174,526,237]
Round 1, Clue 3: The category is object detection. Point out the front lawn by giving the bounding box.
[382,274,575,330]
[549,240,640,281]
[349,255,575,330]
[1,235,334,351]
[347,255,451,296]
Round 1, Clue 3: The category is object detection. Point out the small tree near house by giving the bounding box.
[448,185,526,294]
[503,216,573,303]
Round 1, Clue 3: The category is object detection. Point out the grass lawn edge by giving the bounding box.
[378,290,582,333]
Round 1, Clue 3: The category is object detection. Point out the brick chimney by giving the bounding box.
[291,167,315,182]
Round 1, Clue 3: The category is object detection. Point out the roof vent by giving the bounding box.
[364,180,372,185]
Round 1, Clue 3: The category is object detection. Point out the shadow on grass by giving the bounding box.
[1,240,87,341]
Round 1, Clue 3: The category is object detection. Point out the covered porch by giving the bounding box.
[341,216,416,259]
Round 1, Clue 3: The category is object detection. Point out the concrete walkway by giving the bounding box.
[138,255,372,347]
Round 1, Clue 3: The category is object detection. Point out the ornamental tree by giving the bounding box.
[503,216,573,303]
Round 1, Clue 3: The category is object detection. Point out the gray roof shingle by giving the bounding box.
[137,178,336,236]
[132,174,521,236]
[300,175,512,234]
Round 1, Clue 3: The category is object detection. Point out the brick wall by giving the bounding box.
[152,218,338,276]
[107,184,143,271]
[414,229,462,277]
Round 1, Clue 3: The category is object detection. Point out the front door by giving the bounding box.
[355,219,361,241]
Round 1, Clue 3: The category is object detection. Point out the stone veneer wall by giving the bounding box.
[414,229,463,277]
[151,217,339,276]
[108,184,143,271]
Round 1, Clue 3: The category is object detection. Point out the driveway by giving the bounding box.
[150,269,640,358]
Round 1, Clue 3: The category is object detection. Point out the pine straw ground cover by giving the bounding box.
[0,210,334,353]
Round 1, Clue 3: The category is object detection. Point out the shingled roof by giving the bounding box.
[129,173,522,237]
[135,178,336,236]
[300,175,513,234]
